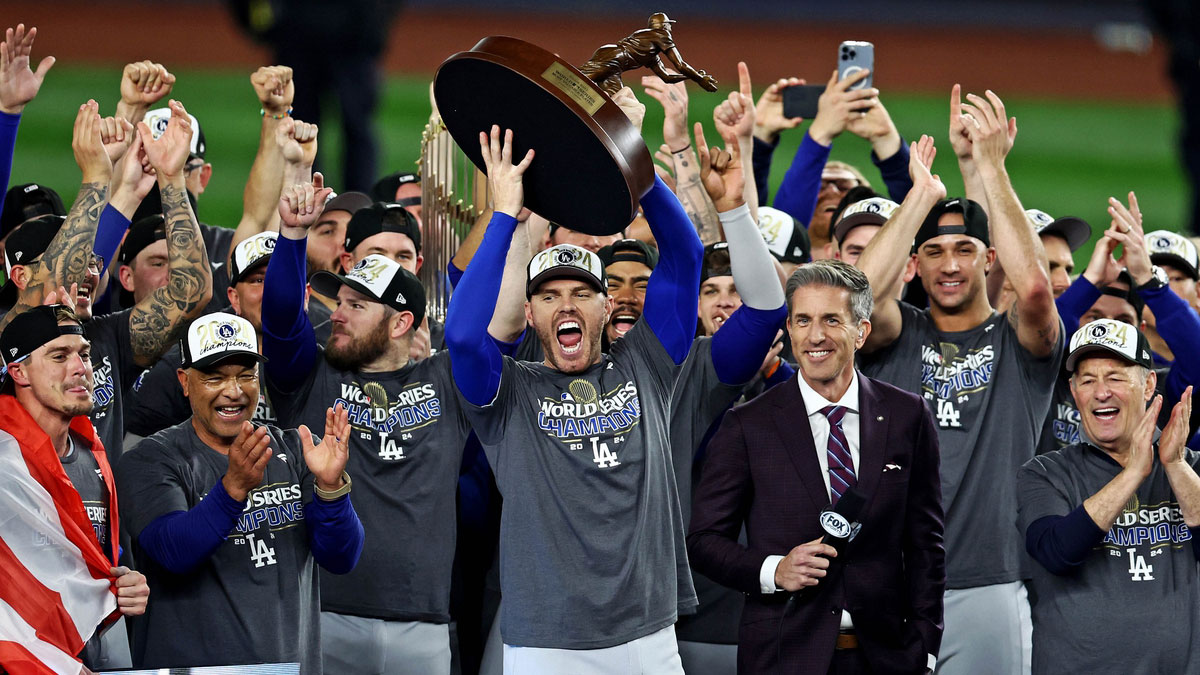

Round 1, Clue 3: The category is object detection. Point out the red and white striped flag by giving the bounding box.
[0,395,120,674]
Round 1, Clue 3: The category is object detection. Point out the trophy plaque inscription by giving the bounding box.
[433,13,716,235]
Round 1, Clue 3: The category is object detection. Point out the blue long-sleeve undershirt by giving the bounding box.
[640,176,705,363]
[138,478,364,575]
[711,305,787,385]
[772,133,830,226]
[1139,283,1200,402]
[0,111,19,230]
[305,492,364,574]
[94,205,130,277]
[261,234,318,392]
[1055,275,1103,336]
[873,140,913,203]
[1024,505,1105,576]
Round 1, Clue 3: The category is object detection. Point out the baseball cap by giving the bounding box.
[833,197,899,244]
[598,238,658,270]
[180,312,266,370]
[0,305,85,373]
[344,202,421,255]
[230,232,277,284]
[1066,318,1154,372]
[310,254,427,324]
[324,191,373,216]
[913,198,989,252]
[4,215,64,274]
[143,108,206,159]
[1,184,66,237]
[1025,209,1091,252]
[370,171,419,204]
[1145,230,1199,280]
[527,244,606,297]
[758,206,811,264]
[120,215,166,265]
[700,242,731,284]
[0,215,65,308]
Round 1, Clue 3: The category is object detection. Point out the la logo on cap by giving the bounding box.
[554,248,578,265]
[350,257,388,284]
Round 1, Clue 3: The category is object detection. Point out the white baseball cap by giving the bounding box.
[527,244,606,297]
[1066,319,1153,372]
[1025,208,1091,252]
[143,108,205,158]
[833,197,899,244]
[1146,230,1199,280]
[230,232,277,284]
[180,312,265,370]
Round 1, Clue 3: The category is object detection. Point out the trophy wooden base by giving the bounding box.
[434,36,653,236]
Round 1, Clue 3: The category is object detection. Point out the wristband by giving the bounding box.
[261,107,293,120]
[314,471,352,500]
[670,143,691,154]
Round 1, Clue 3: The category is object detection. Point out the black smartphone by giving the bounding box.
[782,84,825,119]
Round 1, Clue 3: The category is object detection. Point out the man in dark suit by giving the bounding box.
[687,259,945,674]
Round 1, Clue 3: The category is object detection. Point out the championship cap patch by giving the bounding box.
[1066,318,1153,372]
[527,244,606,297]
[180,312,265,370]
[230,232,277,284]
[1146,230,1199,280]
[833,197,899,244]
[309,254,426,323]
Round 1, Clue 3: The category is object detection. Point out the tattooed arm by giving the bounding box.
[129,100,213,367]
[0,101,110,332]
[673,139,722,245]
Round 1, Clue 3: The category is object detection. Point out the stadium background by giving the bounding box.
[4,0,1186,266]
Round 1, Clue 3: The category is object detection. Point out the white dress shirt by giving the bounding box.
[759,371,860,630]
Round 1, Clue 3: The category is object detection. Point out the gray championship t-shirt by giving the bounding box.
[1017,445,1200,674]
[861,302,1063,587]
[125,341,276,437]
[116,422,321,673]
[61,432,111,559]
[462,320,696,649]
[268,349,470,622]
[670,335,746,644]
[86,308,142,464]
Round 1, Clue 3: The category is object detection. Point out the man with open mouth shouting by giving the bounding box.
[445,120,703,673]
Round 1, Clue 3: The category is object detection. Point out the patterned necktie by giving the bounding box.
[821,405,856,504]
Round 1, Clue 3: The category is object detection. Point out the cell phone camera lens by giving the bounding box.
[841,54,847,60]
[850,50,857,57]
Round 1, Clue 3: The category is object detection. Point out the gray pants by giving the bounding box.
[678,640,736,675]
[320,611,451,675]
[503,625,684,674]
[936,581,1032,675]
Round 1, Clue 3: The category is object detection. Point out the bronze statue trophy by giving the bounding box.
[433,13,717,235]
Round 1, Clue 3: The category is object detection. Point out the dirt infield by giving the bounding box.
[7,2,1173,102]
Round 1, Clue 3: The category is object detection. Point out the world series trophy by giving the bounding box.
[432,12,718,235]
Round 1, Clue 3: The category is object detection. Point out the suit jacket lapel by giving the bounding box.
[772,374,831,512]
[853,374,888,502]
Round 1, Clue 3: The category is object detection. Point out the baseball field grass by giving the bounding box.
[9,65,1187,265]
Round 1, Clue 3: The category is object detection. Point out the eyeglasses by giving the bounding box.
[821,177,860,193]
[87,254,104,272]
[183,160,205,174]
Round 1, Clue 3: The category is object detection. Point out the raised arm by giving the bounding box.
[856,136,945,353]
[713,62,760,223]
[0,23,54,212]
[262,175,332,389]
[0,101,110,332]
[963,90,1058,357]
[846,94,910,200]
[129,100,213,367]
[642,74,721,243]
[444,126,533,406]
[774,69,876,226]
[641,168,704,364]
[229,66,296,256]
[114,60,175,126]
